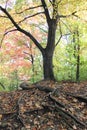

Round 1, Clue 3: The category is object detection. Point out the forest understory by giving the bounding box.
[0,80,87,130]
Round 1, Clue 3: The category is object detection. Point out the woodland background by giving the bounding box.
[0,1,87,129]
[0,0,87,91]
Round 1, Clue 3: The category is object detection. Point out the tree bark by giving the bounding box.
[76,30,80,82]
[76,45,80,81]
[42,53,55,80]
[42,20,57,80]
[73,29,80,82]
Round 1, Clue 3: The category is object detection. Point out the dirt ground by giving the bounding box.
[0,80,87,130]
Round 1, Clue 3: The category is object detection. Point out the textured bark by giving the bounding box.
[43,54,55,80]
[76,40,80,81]
[42,20,57,80]
[73,30,80,82]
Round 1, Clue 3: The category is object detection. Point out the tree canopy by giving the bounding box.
[0,0,87,84]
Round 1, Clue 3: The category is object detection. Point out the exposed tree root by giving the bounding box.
[19,84,87,128]
[48,94,87,128]
[36,85,54,92]
[0,83,87,129]
[66,92,87,103]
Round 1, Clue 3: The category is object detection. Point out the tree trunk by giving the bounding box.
[42,20,57,81]
[73,29,80,82]
[42,51,55,80]
[76,30,80,82]
[76,44,80,81]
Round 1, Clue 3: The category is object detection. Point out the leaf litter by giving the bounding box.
[0,80,87,130]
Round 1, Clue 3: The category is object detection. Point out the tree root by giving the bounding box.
[1,84,86,129]
[49,94,65,108]
[17,93,26,127]
[55,105,86,127]
[48,93,87,128]
[36,85,54,92]
[42,103,86,129]
[66,92,87,103]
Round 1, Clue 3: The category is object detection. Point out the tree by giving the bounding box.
[0,0,87,80]
[73,29,80,81]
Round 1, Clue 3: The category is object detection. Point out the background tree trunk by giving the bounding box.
[76,33,80,82]
[73,29,80,82]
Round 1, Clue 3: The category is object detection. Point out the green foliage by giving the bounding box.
[15,0,26,11]
[0,70,20,91]
[8,70,19,91]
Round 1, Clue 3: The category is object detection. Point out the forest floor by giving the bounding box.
[0,80,87,130]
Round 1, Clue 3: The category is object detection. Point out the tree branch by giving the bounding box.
[5,0,9,9]
[59,9,87,22]
[59,11,77,18]
[32,23,48,33]
[41,0,51,25]
[0,15,8,18]
[18,11,44,24]
[60,20,72,33]
[55,22,62,46]
[5,29,17,35]
[16,5,43,14]
[58,0,62,4]
[0,29,17,46]
[0,6,44,53]
[55,35,62,46]
[0,82,5,89]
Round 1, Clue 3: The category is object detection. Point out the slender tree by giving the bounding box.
[73,29,80,81]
